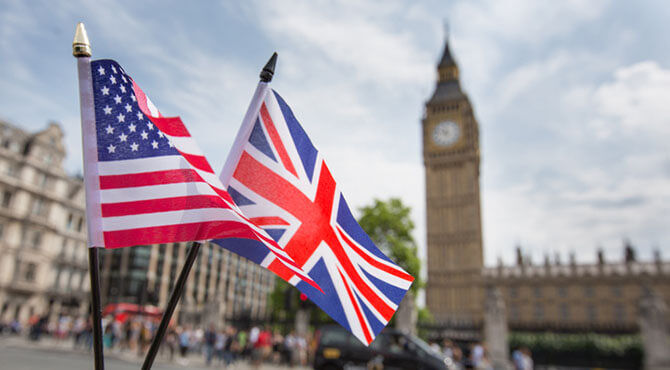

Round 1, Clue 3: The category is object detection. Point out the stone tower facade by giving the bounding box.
[423,39,484,323]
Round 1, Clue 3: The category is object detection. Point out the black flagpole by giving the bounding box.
[74,22,105,370]
[141,242,201,370]
[88,248,105,370]
[142,52,278,370]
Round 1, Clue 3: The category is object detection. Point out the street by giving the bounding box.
[0,336,309,370]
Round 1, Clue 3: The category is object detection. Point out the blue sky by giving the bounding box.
[1,0,669,268]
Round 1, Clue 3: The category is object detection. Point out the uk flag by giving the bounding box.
[218,86,414,345]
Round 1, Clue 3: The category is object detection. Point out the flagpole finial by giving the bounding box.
[260,52,278,82]
[72,22,91,57]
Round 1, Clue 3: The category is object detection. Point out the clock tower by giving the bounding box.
[423,38,483,323]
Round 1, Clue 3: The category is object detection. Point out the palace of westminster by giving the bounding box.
[0,38,668,335]
[423,38,670,334]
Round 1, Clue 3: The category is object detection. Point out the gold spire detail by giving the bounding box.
[72,22,91,57]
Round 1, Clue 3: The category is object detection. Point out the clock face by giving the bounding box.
[432,121,460,147]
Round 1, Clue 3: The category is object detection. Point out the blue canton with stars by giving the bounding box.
[91,59,179,162]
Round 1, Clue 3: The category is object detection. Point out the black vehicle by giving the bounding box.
[313,325,453,370]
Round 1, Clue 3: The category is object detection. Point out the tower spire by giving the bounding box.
[438,34,456,68]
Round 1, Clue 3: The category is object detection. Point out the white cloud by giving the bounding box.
[247,0,434,90]
[485,60,670,265]
[594,61,670,136]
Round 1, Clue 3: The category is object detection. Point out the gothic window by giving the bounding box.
[77,217,84,232]
[611,285,622,297]
[558,286,568,297]
[533,286,542,298]
[509,286,518,298]
[614,304,625,321]
[560,303,570,319]
[534,303,544,320]
[584,285,594,298]
[587,305,597,321]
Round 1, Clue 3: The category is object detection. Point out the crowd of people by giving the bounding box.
[2,314,536,369]
[0,314,315,368]
[427,339,533,370]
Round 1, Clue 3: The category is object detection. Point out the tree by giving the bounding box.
[357,197,423,294]
[268,277,333,326]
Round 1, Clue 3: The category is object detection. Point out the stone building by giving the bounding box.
[0,120,90,324]
[423,37,484,324]
[422,38,670,333]
[0,120,275,327]
[483,245,670,331]
[99,242,275,325]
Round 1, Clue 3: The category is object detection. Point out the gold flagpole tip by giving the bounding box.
[72,22,91,57]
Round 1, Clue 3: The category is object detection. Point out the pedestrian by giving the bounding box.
[223,326,236,365]
[251,325,272,368]
[204,323,217,366]
[165,327,178,361]
[214,327,226,365]
[179,326,191,357]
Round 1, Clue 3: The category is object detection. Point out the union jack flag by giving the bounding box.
[80,59,319,290]
[219,84,414,345]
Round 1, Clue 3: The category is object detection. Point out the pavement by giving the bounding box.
[0,335,310,370]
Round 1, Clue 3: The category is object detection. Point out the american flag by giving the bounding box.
[219,87,414,345]
[85,59,320,290]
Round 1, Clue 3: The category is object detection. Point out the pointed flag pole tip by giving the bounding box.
[73,22,91,57]
[260,52,278,82]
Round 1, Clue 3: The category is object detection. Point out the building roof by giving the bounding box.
[427,39,465,105]
[428,80,465,105]
[438,39,456,68]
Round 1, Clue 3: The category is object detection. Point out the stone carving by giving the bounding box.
[395,291,417,335]
[638,287,670,370]
[484,287,511,370]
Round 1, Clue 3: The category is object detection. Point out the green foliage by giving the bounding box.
[417,307,434,324]
[358,198,423,293]
[268,277,333,325]
[510,332,643,367]
[416,307,434,340]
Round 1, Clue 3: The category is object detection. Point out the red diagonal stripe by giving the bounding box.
[322,231,395,322]
[101,195,229,217]
[99,169,203,189]
[260,103,298,177]
[181,152,214,173]
[250,216,290,226]
[336,226,414,282]
[236,155,395,320]
[150,116,191,137]
[235,152,312,220]
[337,267,372,345]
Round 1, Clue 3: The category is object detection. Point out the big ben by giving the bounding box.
[423,38,484,323]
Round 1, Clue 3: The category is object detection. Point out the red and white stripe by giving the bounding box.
[90,81,322,291]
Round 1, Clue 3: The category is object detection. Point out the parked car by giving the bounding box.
[313,325,452,370]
